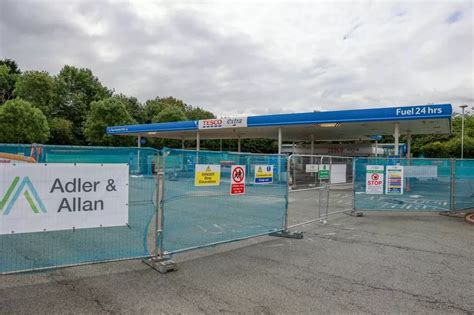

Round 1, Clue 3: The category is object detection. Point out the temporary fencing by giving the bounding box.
[353,157,474,212]
[287,154,354,227]
[158,148,288,254]
[0,144,289,274]
[0,144,159,274]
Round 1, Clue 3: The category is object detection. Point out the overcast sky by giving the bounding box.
[1,0,473,116]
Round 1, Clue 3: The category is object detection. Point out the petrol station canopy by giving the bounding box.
[107,104,452,142]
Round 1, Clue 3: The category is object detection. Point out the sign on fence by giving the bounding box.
[0,163,129,235]
[366,165,384,194]
[195,164,221,186]
[255,165,273,184]
[404,165,437,178]
[386,165,404,195]
[230,165,246,195]
[319,164,330,180]
[305,164,319,173]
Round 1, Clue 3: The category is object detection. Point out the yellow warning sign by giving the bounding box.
[195,164,221,186]
[254,165,273,184]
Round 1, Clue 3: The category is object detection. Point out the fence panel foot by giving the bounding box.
[269,230,304,239]
[350,211,364,217]
[143,256,177,274]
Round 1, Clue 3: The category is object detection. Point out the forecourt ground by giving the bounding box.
[1,206,472,314]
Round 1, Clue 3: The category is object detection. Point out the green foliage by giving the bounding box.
[410,113,474,158]
[186,107,215,120]
[144,96,212,123]
[113,94,145,124]
[0,64,19,104]
[48,117,75,145]
[0,99,49,143]
[0,59,21,75]
[153,106,187,123]
[84,97,136,146]
[55,65,112,143]
[14,71,56,116]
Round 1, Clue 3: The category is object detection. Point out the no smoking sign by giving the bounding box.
[230,165,246,195]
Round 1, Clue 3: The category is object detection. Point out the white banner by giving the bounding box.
[404,165,438,178]
[0,163,129,235]
[198,117,247,129]
[330,164,347,184]
[305,164,319,173]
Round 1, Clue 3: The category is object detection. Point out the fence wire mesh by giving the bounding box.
[161,149,288,254]
[354,157,453,211]
[0,144,159,274]
[454,159,474,211]
[287,155,354,227]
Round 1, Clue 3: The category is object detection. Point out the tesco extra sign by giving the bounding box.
[199,117,247,129]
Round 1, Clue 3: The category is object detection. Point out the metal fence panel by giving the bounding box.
[0,144,159,274]
[354,157,452,211]
[287,155,354,227]
[161,149,287,254]
[454,159,474,211]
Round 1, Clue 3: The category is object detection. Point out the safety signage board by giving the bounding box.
[254,165,273,184]
[386,165,404,195]
[366,165,384,194]
[318,164,330,180]
[305,164,319,173]
[195,164,221,186]
[230,165,246,195]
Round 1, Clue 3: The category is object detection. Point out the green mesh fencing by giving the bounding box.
[454,159,474,211]
[161,149,288,254]
[354,157,452,211]
[0,144,159,274]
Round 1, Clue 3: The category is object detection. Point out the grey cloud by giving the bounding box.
[1,1,472,116]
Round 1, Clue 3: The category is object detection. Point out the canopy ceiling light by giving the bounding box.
[317,123,341,128]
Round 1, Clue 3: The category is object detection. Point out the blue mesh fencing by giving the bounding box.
[454,159,474,211]
[161,149,288,253]
[0,144,159,274]
[354,157,452,211]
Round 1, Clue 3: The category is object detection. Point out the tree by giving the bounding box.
[0,64,19,104]
[186,106,214,120]
[113,94,145,123]
[0,59,21,75]
[48,117,75,145]
[409,113,474,158]
[84,97,136,146]
[152,105,187,123]
[0,99,49,143]
[14,71,56,116]
[55,65,112,143]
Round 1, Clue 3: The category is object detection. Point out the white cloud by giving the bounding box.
[0,0,472,116]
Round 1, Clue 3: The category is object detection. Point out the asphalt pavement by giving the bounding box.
[1,210,473,314]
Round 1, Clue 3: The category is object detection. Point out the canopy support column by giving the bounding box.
[278,128,282,154]
[181,138,185,150]
[137,135,141,148]
[407,131,412,192]
[237,137,241,153]
[219,139,223,152]
[196,131,200,151]
[407,131,411,158]
[394,123,400,156]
